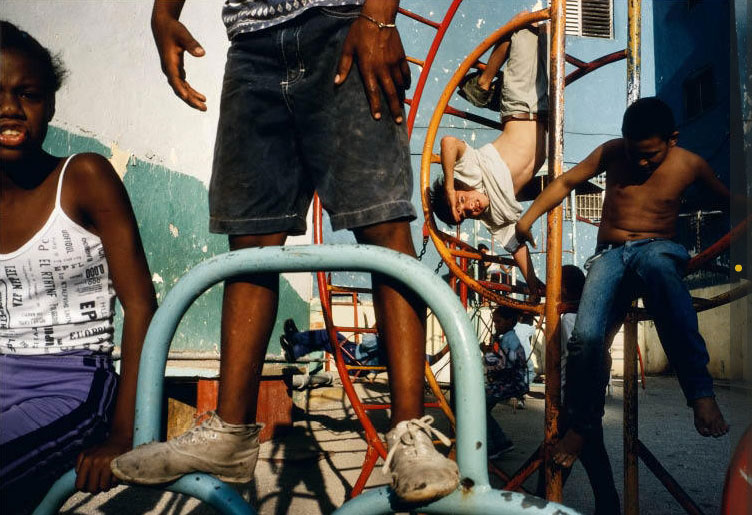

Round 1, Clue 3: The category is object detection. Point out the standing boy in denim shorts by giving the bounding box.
[428,14,547,295]
[111,0,459,504]
[515,97,731,469]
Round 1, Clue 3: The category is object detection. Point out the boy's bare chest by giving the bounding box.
[606,165,690,211]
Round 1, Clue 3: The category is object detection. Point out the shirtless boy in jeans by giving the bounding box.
[516,97,730,467]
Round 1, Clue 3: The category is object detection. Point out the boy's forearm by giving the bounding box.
[152,0,185,20]
[518,176,573,230]
[440,148,458,190]
[511,243,536,284]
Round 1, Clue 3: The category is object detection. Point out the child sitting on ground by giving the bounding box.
[429,13,547,295]
[0,21,157,513]
[482,306,530,458]
[516,96,731,469]
[279,318,385,367]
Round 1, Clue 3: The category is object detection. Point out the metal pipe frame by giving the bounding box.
[623,2,641,512]
[34,245,579,515]
[544,0,566,502]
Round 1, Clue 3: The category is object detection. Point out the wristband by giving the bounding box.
[358,13,396,29]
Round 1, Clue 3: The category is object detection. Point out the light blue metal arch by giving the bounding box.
[34,245,577,515]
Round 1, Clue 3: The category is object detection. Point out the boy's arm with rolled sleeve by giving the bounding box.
[516,141,610,247]
[440,136,468,223]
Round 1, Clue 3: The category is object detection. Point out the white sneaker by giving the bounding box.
[383,416,459,503]
[111,412,262,484]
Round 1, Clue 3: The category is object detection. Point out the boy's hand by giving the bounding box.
[444,187,461,223]
[527,277,546,303]
[151,10,207,111]
[515,221,536,248]
[335,7,411,123]
[74,433,132,493]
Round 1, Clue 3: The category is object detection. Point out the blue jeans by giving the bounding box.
[564,238,714,436]
[290,330,383,366]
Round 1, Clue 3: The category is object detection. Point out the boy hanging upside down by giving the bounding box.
[516,97,731,468]
[429,14,547,294]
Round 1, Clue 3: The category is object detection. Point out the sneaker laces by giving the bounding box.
[383,415,452,473]
[173,412,257,446]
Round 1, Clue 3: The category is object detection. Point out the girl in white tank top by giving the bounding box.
[1,24,157,510]
[1,155,116,355]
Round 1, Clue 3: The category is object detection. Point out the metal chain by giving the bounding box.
[434,260,444,274]
[417,236,429,262]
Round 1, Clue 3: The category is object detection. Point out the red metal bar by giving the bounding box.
[686,217,749,274]
[398,7,441,29]
[565,50,627,85]
[405,0,464,137]
[313,195,388,498]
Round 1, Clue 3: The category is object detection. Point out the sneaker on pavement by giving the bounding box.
[383,415,459,504]
[111,411,262,484]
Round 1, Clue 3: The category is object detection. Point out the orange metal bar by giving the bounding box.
[624,3,641,512]
[543,0,565,502]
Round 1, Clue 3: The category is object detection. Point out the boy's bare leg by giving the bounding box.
[478,39,510,90]
[353,220,425,425]
[692,397,729,437]
[354,220,458,503]
[217,232,287,424]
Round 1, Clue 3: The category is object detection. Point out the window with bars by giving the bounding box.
[563,193,604,222]
[683,67,716,120]
[551,0,614,39]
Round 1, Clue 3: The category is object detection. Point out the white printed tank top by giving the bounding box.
[0,155,115,355]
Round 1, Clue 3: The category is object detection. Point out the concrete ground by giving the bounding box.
[60,375,751,514]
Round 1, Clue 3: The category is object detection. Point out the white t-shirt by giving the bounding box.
[453,143,523,252]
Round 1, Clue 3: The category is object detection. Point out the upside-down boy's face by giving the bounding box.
[0,49,55,163]
[454,188,489,222]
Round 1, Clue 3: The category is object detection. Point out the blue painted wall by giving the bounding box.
[653,0,733,267]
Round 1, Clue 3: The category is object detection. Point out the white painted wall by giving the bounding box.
[5,0,227,184]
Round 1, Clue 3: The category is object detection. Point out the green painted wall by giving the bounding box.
[44,126,310,354]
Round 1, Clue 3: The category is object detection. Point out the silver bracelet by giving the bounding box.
[358,12,396,29]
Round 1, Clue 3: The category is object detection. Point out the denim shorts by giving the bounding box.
[209,6,415,235]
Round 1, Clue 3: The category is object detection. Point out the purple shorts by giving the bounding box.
[0,351,117,513]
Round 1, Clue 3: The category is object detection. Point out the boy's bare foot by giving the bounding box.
[692,397,729,437]
[552,429,585,468]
